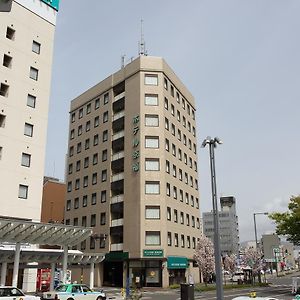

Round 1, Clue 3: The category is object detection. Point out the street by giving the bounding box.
[104,271,299,300]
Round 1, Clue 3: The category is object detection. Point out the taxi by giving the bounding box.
[42,284,106,300]
[0,287,40,300]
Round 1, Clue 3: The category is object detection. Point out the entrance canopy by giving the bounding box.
[0,248,104,265]
[0,218,92,246]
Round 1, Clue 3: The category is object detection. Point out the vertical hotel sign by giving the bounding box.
[41,0,60,11]
[132,115,140,172]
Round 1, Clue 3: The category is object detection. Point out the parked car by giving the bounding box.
[42,284,106,300]
[231,271,245,283]
[0,287,40,300]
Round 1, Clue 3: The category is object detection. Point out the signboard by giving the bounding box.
[167,256,188,269]
[41,0,59,11]
[143,249,163,257]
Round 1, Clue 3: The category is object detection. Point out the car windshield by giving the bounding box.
[81,286,91,293]
[55,285,68,292]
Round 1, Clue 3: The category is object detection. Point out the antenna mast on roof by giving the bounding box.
[138,19,148,56]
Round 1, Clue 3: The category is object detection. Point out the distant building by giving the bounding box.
[41,176,66,224]
[203,196,239,255]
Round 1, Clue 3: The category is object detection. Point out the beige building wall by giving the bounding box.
[65,56,201,287]
[0,0,56,221]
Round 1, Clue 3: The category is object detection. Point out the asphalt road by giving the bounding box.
[105,271,300,300]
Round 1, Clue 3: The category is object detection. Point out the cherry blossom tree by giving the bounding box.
[223,254,237,275]
[194,235,215,285]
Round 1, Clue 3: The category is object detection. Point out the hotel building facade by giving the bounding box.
[65,56,201,287]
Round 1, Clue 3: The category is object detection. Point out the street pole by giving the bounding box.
[202,137,224,300]
[253,213,258,248]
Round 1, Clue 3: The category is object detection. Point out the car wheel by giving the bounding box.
[67,298,74,300]
[96,297,105,300]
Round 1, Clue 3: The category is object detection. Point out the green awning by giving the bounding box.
[105,251,129,261]
[167,256,188,269]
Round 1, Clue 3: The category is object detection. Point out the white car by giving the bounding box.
[232,297,279,300]
[0,287,40,300]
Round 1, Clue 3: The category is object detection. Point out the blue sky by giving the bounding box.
[45,0,300,242]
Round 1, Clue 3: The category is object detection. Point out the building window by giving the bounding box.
[91,193,97,205]
[100,212,106,225]
[66,200,71,211]
[90,214,96,227]
[0,83,9,97]
[171,124,175,136]
[76,160,81,171]
[68,163,73,174]
[101,190,106,203]
[170,85,174,97]
[180,212,184,224]
[92,173,97,185]
[86,121,91,132]
[27,94,36,108]
[176,92,180,103]
[102,149,107,161]
[165,118,169,130]
[0,114,6,128]
[103,111,108,123]
[179,190,183,202]
[74,198,79,209]
[182,99,186,109]
[84,157,89,168]
[144,74,158,85]
[79,108,83,119]
[144,94,158,106]
[78,125,82,136]
[85,139,90,150]
[167,232,172,246]
[80,240,86,250]
[179,169,182,181]
[174,209,178,223]
[21,153,31,167]
[173,186,177,199]
[71,113,75,123]
[192,237,196,249]
[86,103,91,114]
[93,134,99,146]
[69,147,74,157]
[100,237,106,249]
[187,236,191,248]
[167,207,171,221]
[104,92,109,104]
[172,165,177,177]
[70,129,74,140]
[93,153,98,165]
[18,184,28,199]
[187,214,190,226]
[172,144,176,156]
[82,195,88,207]
[181,235,185,248]
[164,98,168,110]
[6,27,15,40]
[32,41,41,54]
[145,181,160,194]
[29,67,38,81]
[67,182,72,192]
[177,110,181,122]
[174,233,179,247]
[76,142,82,153]
[145,231,160,245]
[166,160,170,173]
[94,116,99,127]
[145,114,159,127]
[145,206,160,219]
[82,216,87,227]
[145,158,159,171]
[192,216,195,228]
[24,123,33,137]
[178,149,182,160]
[75,178,80,190]
[3,54,12,68]
[103,130,108,142]
[145,136,159,148]
[83,176,88,187]
[101,170,107,182]
[164,78,168,90]
[165,139,169,151]
[171,104,175,116]
[166,183,170,196]
[95,98,100,109]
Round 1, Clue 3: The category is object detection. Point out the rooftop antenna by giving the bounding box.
[138,19,148,56]
[121,55,126,68]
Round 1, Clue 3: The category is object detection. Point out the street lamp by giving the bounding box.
[253,212,268,249]
[202,136,224,300]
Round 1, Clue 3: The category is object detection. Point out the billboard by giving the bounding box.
[41,0,59,11]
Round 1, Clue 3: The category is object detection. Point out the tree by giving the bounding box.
[223,254,236,275]
[194,235,215,285]
[269,195,300,246]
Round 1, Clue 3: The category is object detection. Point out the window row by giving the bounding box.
[65,212,106,227]
[67,171,107,192]
[70,112,108,139]
[66,191,107,210]
[166,207,200,228]
[71,92,109,123]
[165,116,196,139]
[69,131,108,156]
[166,137,197,156]
[5,26,41,54]
[68,150,107,174]
[0,120,35,138]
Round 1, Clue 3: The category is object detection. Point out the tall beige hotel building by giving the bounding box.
[65,56,201,288]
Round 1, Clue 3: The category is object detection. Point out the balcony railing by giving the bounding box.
[111,194,124,204]
[112,151,124,161]
[111,218,124,227]
[111,243,123,251]
[112,172,124,182]
[112,130,124,141]
[112,111,125,121]
[113,92,125,102]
